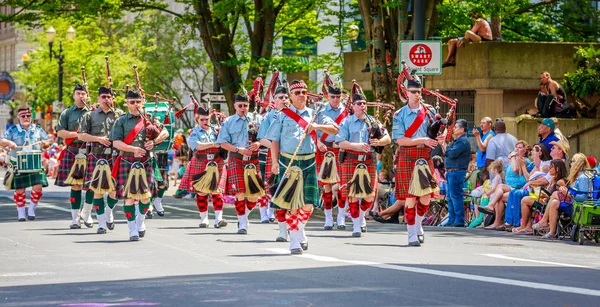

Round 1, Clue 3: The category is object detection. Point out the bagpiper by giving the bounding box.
[257,85,290,241]
[178,105,228,228]
[216,93,263,234]
[109,90,169,241]
[316,85,347,230]
[266,79,338,254]
[77,86,119,234]
[1,106,51,221]
[392,78,439,246]
[335,93,390,237]
[56,84,92,229]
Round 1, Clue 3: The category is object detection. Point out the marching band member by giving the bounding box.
[216,93,263,235]
[1,106,50,221]
[56,84,92,229]
[266,79,338,254]
[179,105,228,229]
[317,85,346,230]
[78,86,119,234]
[110,90,169,241]
[258,85,290,241]
[336,93,390,237]
[392,79,438,246]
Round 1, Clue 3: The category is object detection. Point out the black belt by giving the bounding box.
[344,152,374,162]
[323,141,334,148]
[67,144,85,152]
[447,168,466,172]
[89,144,112,155]
[229,152,258,161]
[194,152,222,161]
[120,151,149,158]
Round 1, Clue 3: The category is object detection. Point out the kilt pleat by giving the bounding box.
[11,165,48,190]
[394,146,434,200]
[225,156,260,196]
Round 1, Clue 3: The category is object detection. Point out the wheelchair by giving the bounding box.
[569,169,600,245]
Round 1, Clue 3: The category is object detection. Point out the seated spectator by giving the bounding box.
[549,140,569,161]
[536,72,575,118]
[533,154,590,239]
[514,159,568,235]
[442,10,493,68]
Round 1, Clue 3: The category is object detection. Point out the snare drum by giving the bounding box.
[156,152,169,170]
[16,150,43,173]
[144,102,175,152]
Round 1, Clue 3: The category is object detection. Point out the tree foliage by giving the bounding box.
[563,45,600,118]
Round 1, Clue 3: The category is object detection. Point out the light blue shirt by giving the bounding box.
[257,109,279,140]
[266,104,336,154]
[216,112,261,148]
[187,126,216,150]
[317,103,346,142]
[335,114,388,151]
[2,124,48,158]
[392,104,436,141]
[571,172,591,202]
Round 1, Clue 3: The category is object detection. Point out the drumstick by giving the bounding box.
[15,141,43,149]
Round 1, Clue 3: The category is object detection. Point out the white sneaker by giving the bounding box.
[27,202,38,220]
[17,207,27,221]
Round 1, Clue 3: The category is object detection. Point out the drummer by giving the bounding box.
[0,106,51,221]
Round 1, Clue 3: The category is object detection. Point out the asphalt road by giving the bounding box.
[1,183,599,307]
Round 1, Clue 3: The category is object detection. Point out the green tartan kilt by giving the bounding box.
[9,162,48,190]
[150,156,168,199]
[270,153,319,209]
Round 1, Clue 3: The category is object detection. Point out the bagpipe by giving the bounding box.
[397,60,457,142]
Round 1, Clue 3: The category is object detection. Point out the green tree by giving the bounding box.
[563,45,600,118]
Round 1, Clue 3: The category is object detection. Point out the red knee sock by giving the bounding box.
[196,194,209,213]
[276,209,287,223]
[298,207,313,223]
[246,201,257,211]
[322,191,333,210]
[258,194,270,208]
[30,190,43,204]
[349,201,360,219]
[360,200,373,212]
[416,200,429,216]
[404,207,416,225]
[286,212,300,231]
[338,197,346,209]
[235,200,246,216]
[212,194,224,211]
[14,191,26,208]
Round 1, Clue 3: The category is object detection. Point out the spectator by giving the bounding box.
[587,156,597,169]
[485,119,517,167]
[0,148,6,168]
[442,10,493,68]
[473,117,495,173]
[533,153,589,239]
[537,118,559,151]
[536,72,575,118]
[549,140,569,160]
[174,128,185,147]
[48,151,58,179]
[437,119,471,227]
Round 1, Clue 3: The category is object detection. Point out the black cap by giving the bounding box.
[274,86,288,95]
[235,94,249,102]
[407,79,422,89]
[328,85,341,95]
[352,93,366,103]
[98,86,111,96]
[196,106,209,116]
[126,90,142,99]
[74,84,85,92]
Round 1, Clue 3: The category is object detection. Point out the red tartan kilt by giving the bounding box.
[114,156,154,200]
[55,143,86,187]
[339,154,376,201]
[226,157,260,196]
[178,155,225,193]
[317,147,341,185]
[394,146,434,200]
[83,151,114,191]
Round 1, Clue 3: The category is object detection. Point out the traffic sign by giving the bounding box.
[201,92,226,103]
[400,40,442,75]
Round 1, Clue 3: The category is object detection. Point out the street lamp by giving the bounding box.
[46,25,76,103]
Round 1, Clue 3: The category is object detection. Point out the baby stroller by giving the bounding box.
[570,169,600,245]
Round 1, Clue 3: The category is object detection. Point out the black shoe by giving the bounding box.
[97,228,107,234]
[352,232,362,237]
[156,211,164,217]
[214,220,228,228]
[324,225,334,230]
[454,224,465,228]
[146,211,153,219]
[291,248,303,255]
[442,62,456,68]
[418,235,425,243]
[301,242,308,251]
[27,216,35,221]
[199,223,208,228]
[107,222,115,230]
[269,218,275,223]
[408,241,421,247]
[84,222,93,228]
[18,218,26,222]
[361,226,367,233]
[337,225,346,230]
[139,230,146,238]
[130,235,140,241]
[237,229,247,234]
[70,224,81,229]
[478,207,494,215]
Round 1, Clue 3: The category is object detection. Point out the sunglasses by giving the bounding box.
[293,90,307,96]
[408,90,421,94]
[198,118,209,122]
[128,100,142,104]
[236,104,249,108]
[100,95,112,99]
[276,95,288,100]
[19,115,31,118]
[353,101,365,106]
[330,95,341,99]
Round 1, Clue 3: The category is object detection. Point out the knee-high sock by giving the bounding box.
[360,200,373,212]
[196,194,209,213]
[276,209,287,223]
[70,190,82,210]
[30,190,42,205]
[404,206,416,226]
[337,197,346,226]
[258,194,270,208]
[85,190,94,205]
[212,194,224,211]
[234,200,246,216]
[124,205,137,236]
[349,201,360,219]
[246,200,257,212]
[106,196,118,223]
[416,201,428,236]
[137,201,150,232]
[14,191,26,208]
[286,212,300,231]
[338,196,346,209]
[298,207,313,223]
[157,186,167,198]
[322,191,333,210]
[93,198,107,229]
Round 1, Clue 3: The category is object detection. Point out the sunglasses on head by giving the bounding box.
[293,90,307,96]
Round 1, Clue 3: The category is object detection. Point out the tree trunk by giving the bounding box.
[425,0,441,39]
[491,0,502,39]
